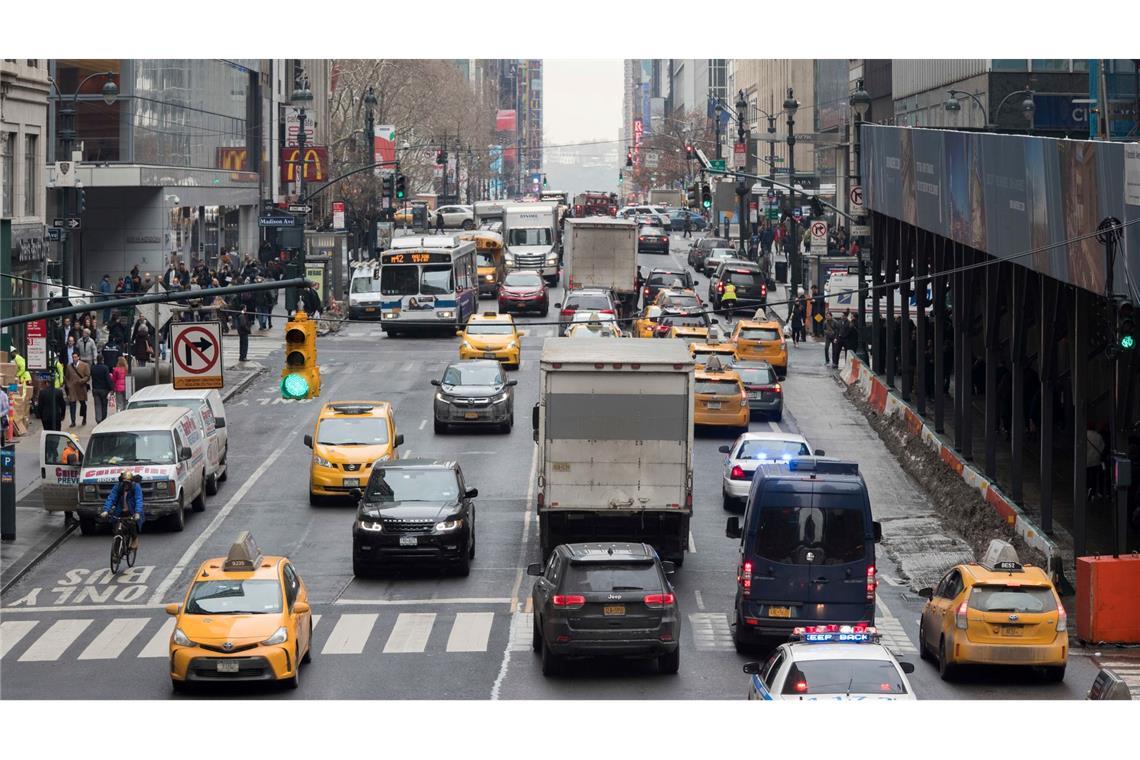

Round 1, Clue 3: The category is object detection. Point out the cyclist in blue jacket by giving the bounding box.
[100,471,145,550]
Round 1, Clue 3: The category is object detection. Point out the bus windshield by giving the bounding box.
[380,265,418,296]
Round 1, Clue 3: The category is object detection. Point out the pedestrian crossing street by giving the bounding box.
[1091,654,1140,697]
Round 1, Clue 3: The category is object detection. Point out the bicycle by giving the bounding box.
[105,514,139,575]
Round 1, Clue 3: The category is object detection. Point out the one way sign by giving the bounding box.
[52,217,82,230]
[171,321,224,390]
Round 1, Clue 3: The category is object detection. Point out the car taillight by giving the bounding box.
[739,560,752,597]
[639,236,645,241]
[794,680,809,693]
[730,465,746,480]
[552,595,586,609]
[761,284,767,297]
[956,600,969,629]
[773,383,782,394]
[717,282,725,293]
[643,287,651,296]
[1056,604,1067,632]
[600,309,615,315]
[537,491,544,508]
[866,564,877,601]
[643,593,675,608]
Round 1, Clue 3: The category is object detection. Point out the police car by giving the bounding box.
[743,625,917,700]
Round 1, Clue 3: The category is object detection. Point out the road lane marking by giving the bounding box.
[78,618,149,660]
[322,613,377,654]
[401,361,415,371]
[689,613,734,651]
[507,612,533,652]
[335,597,510,606]
[311,613,321,631]
[148,425,303,606]
[875,597,918,655]
[419,419,427,430]
[0,604,164,614]
[694,590,706,612]
[446,612,494,652]
[383,612,435,653]
[688,529,697,553]
[137,618,175,657]
[0,620,38,658]
[18,619,91,662]
[768,421,781,433]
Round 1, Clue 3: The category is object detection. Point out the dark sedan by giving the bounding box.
[641,268,694,306]
[497,270,549,316]
[352,459,478,576]
[669,210,707,231]
[528,542,680,676]
[637,226,671,255]
[730,360,783,420]
[687,237,730,270]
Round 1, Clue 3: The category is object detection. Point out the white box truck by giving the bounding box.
[503,203,560,285]
[532,339,695,564]
[562,217,639,315]
[648,188,683,208]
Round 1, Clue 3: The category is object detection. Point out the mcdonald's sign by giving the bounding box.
[280,146,328,182]
[216,147,249,171]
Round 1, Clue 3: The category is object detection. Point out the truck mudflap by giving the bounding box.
[539,510,690,565]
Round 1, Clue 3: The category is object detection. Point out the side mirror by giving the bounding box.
[349,488,362,502]
[526,563,543,577]
[506,379,519,387]
[394,433,405,447]
[554,303,562,310]
[718,445,732,454]
[293,601,311,615]
[814,449,826,456]
[430,379,441,387]
[742,662,762,675]
[531,403,540,432]
[303,434,313,448]
[179,446,192,462]
[873,521,882,542]
[725,517,742,540]
[214,418,226,428]
[517,331,527,337]
[465,487,479,499]
[165,603,181,616]
[917,587,934,600]
[660,561,676,575]
[899,662,915,674]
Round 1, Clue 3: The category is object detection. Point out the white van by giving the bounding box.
[126,384,228,495]
[60,407,209,533]
[347,261,383,320]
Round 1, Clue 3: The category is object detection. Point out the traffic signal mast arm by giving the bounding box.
[703,167,854,222]
[299,160,403,204]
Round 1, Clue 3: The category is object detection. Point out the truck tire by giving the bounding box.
[206,472,219,496]
[78,516,97,536]
[191,476,207,512]
[168,495,186,532]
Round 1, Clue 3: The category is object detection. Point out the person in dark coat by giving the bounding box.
[37,379,66,432]
[300,282,322,317]
[90,354,113,423]
[132,324,154,367]
[236,305,252,362]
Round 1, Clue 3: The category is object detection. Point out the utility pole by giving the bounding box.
[1099,217,1132,557]
[850,79,872,363]
[735,91,750,260]
[363,86,377,254]
[784,88,800,303]
[714,100,724,237]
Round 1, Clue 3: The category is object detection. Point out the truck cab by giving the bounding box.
[503,203,560,285]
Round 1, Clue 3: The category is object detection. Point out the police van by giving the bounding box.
[725,457,882,650]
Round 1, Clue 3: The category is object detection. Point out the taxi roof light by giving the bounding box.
[330,404,375,415]
[223,531,263,572]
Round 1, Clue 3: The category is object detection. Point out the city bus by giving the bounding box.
[379,236,478,336]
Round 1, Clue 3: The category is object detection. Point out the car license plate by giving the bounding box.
[217,660,239,673]
[1000,625,1022,637]
[603,605,625,616]
[399,536,417,547]
[707,401,722,410]
[365,306,376,312]
[484,352,498,359]
[343,478,359,487]
[464,412,479,420]
[767,606,792,618]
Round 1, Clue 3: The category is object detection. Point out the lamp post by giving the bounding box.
[714,100,724,237]
[784,87,800,307]
[735,90,750,259]
[287,76,313,315]
[943,88,1035,130]
[362,86,377,254]
[48,70,118,311]
[849,79,872,363]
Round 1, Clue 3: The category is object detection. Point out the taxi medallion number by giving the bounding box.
[603,605,626,616]
[768,606,792,618]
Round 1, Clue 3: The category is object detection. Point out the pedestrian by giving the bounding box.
[844,312,859,362]
[256,278,270,331]
[132,324,154,368]
[163,262,179,291]
[236,304,252,362]
[178,262,191,289]
[64,333,78,366]
[791,297,806,345]
[76,328,98,365]
[0,384,9,445]
[300,281,322,319]
[98,274,113,324]
[823,312,837,366]
[90,353,112,423]
[811,285,826,337]
[834,313,851,368]
[682,213,692,239]
[112,356,129,412]
[37,378,66,432]
[64,353,91,428]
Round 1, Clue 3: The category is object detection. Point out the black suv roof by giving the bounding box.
[562,542,658,562]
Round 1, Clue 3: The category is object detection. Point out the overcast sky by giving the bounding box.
[543,59,622,146]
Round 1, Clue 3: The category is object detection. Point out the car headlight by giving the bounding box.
[261,626,289,646]
[172,627,196,647]
[434,518,464,532]
[437,310,455,319]
[383,311,399,319]
[435,392,450,403]
[484,274,494,281]
[81,484,98,499]
[491,391,510,404]
[460,341,473,350]
[546,256,558,265]
[359,520,383,532]
[374,452,393,462]
[154,480,172,494]
[313,454,334,468]
[505,341,518,350]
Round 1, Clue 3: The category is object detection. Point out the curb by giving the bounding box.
[839,357,1063,577]
[1,522,76,595]
[221,362,266,402]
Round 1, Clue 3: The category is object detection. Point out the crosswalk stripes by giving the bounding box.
[138,618,175,658]
[78,618,148,660]
[18,619,92,662]
[321,613,378,655]
[875,598,918,655]
[507,613,533,652]
[382,612,435,653]
[1092,656,1140,697]
[1,620,39,658]
[446,612,494,653]
[689,612,734,652]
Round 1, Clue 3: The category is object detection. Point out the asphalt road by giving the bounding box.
[0,231,1097,700]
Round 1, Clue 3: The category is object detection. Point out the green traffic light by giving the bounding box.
[1122,334,1136,350]
[703,199,712,209]
[281,373,310,399]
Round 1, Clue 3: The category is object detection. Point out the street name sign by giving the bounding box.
[259,216,298,227]
[709,159,726,171]
[52,217,81,230]
[171,321,224,390]
[851,224,870,237]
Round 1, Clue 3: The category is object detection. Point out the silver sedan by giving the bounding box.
[718,432,819,511]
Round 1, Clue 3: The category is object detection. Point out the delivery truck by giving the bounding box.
[563,217,639,316]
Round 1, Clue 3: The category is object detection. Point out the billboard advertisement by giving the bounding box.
[373,126,396,176]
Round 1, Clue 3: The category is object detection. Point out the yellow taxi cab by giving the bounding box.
[633,305,666,338]
[917,559,1068,682]
[670,320,711,342]
[459,230,506,298]
[165,532,312,691]
[458,312,523,369]
[693,357,749,433]
[565,315,623,338]
[731,319,788,378]
[305,401,402,505]
[652,288,704,313]
[689,332,739,369]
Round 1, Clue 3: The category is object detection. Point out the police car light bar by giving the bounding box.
[786,457,860,475]
[792,624,878,643]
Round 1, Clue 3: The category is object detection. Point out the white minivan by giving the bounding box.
[127,384,228,495]
[56,407,210,533]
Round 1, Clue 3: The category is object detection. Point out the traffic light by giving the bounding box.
[1118,300,1136,353]
[381,174,394,201]
[685,144,694,160]
[436,150,446,165]
[626,149,633,167]
[701,182,712,209]
[77,188,86,215]
[810,196,824,217]
[395,173,407,200]
[282,310,321,399]
[687,182,698,207]
[543,174,548,188]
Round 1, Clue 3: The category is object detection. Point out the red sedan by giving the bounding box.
[498,270,550,316]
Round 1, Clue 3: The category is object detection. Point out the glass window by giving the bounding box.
[562,561,660,592]
[641,226,666,236]
[365,467,459,503]
[969,585,1056,613]
[350,276,382,294]
[762,651,785,689]
[694,379,742,395]
[282,564,299,607]
[503,271,542,287]
[734,367,777,386]
[754,506,867,565]
[507,228,552,246]
[476,252,496,268]
[24,134,36,216]
[1072,60,1090,73]
[442,363,503,386]
[1,133,13,217]
[727,271,764,288]
[380,265,418,296]
[991,60,1028,71]
[739,328,781,341]
[316,417,390,446]
[1031,60,1070,72]
[735,439,811,460]
[186,579,283,615]
[420,265,453,295]
[566,293,611,310]
[781,660,907,695]
[86,431,176,465]
[466,322,515,335]
[660,313,709,327]
[662,294,700,309]
[45,435,82,465]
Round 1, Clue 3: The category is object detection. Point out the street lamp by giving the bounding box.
[849,79,871,364]
[286,76,313,315]
[943,88,1035,130]
[784,87,800,309]
[735,90,750,259]
[362,86,378,255]
[48,70,118,318]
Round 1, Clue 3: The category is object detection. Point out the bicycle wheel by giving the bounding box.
[127,541,138,568]
[110,534,124,575]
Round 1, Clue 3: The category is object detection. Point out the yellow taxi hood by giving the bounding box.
[315,442,392,463]
[180,614,283,644]
[465,334,514,348]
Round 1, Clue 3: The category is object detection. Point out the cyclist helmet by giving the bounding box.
[119,471,133,482]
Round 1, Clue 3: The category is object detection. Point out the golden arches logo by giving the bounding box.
[280,147,328,182]
[215,147,248,171]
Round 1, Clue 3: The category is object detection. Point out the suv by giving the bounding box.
[708,262,768,312]
[687,237,730,270]
[304,401,403,505]
[642,268,694,306]
[432,360,517,434]
[527,542,680,676]
[725,457,882,651]
[556,288,617,336]
[352,459,478,576]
